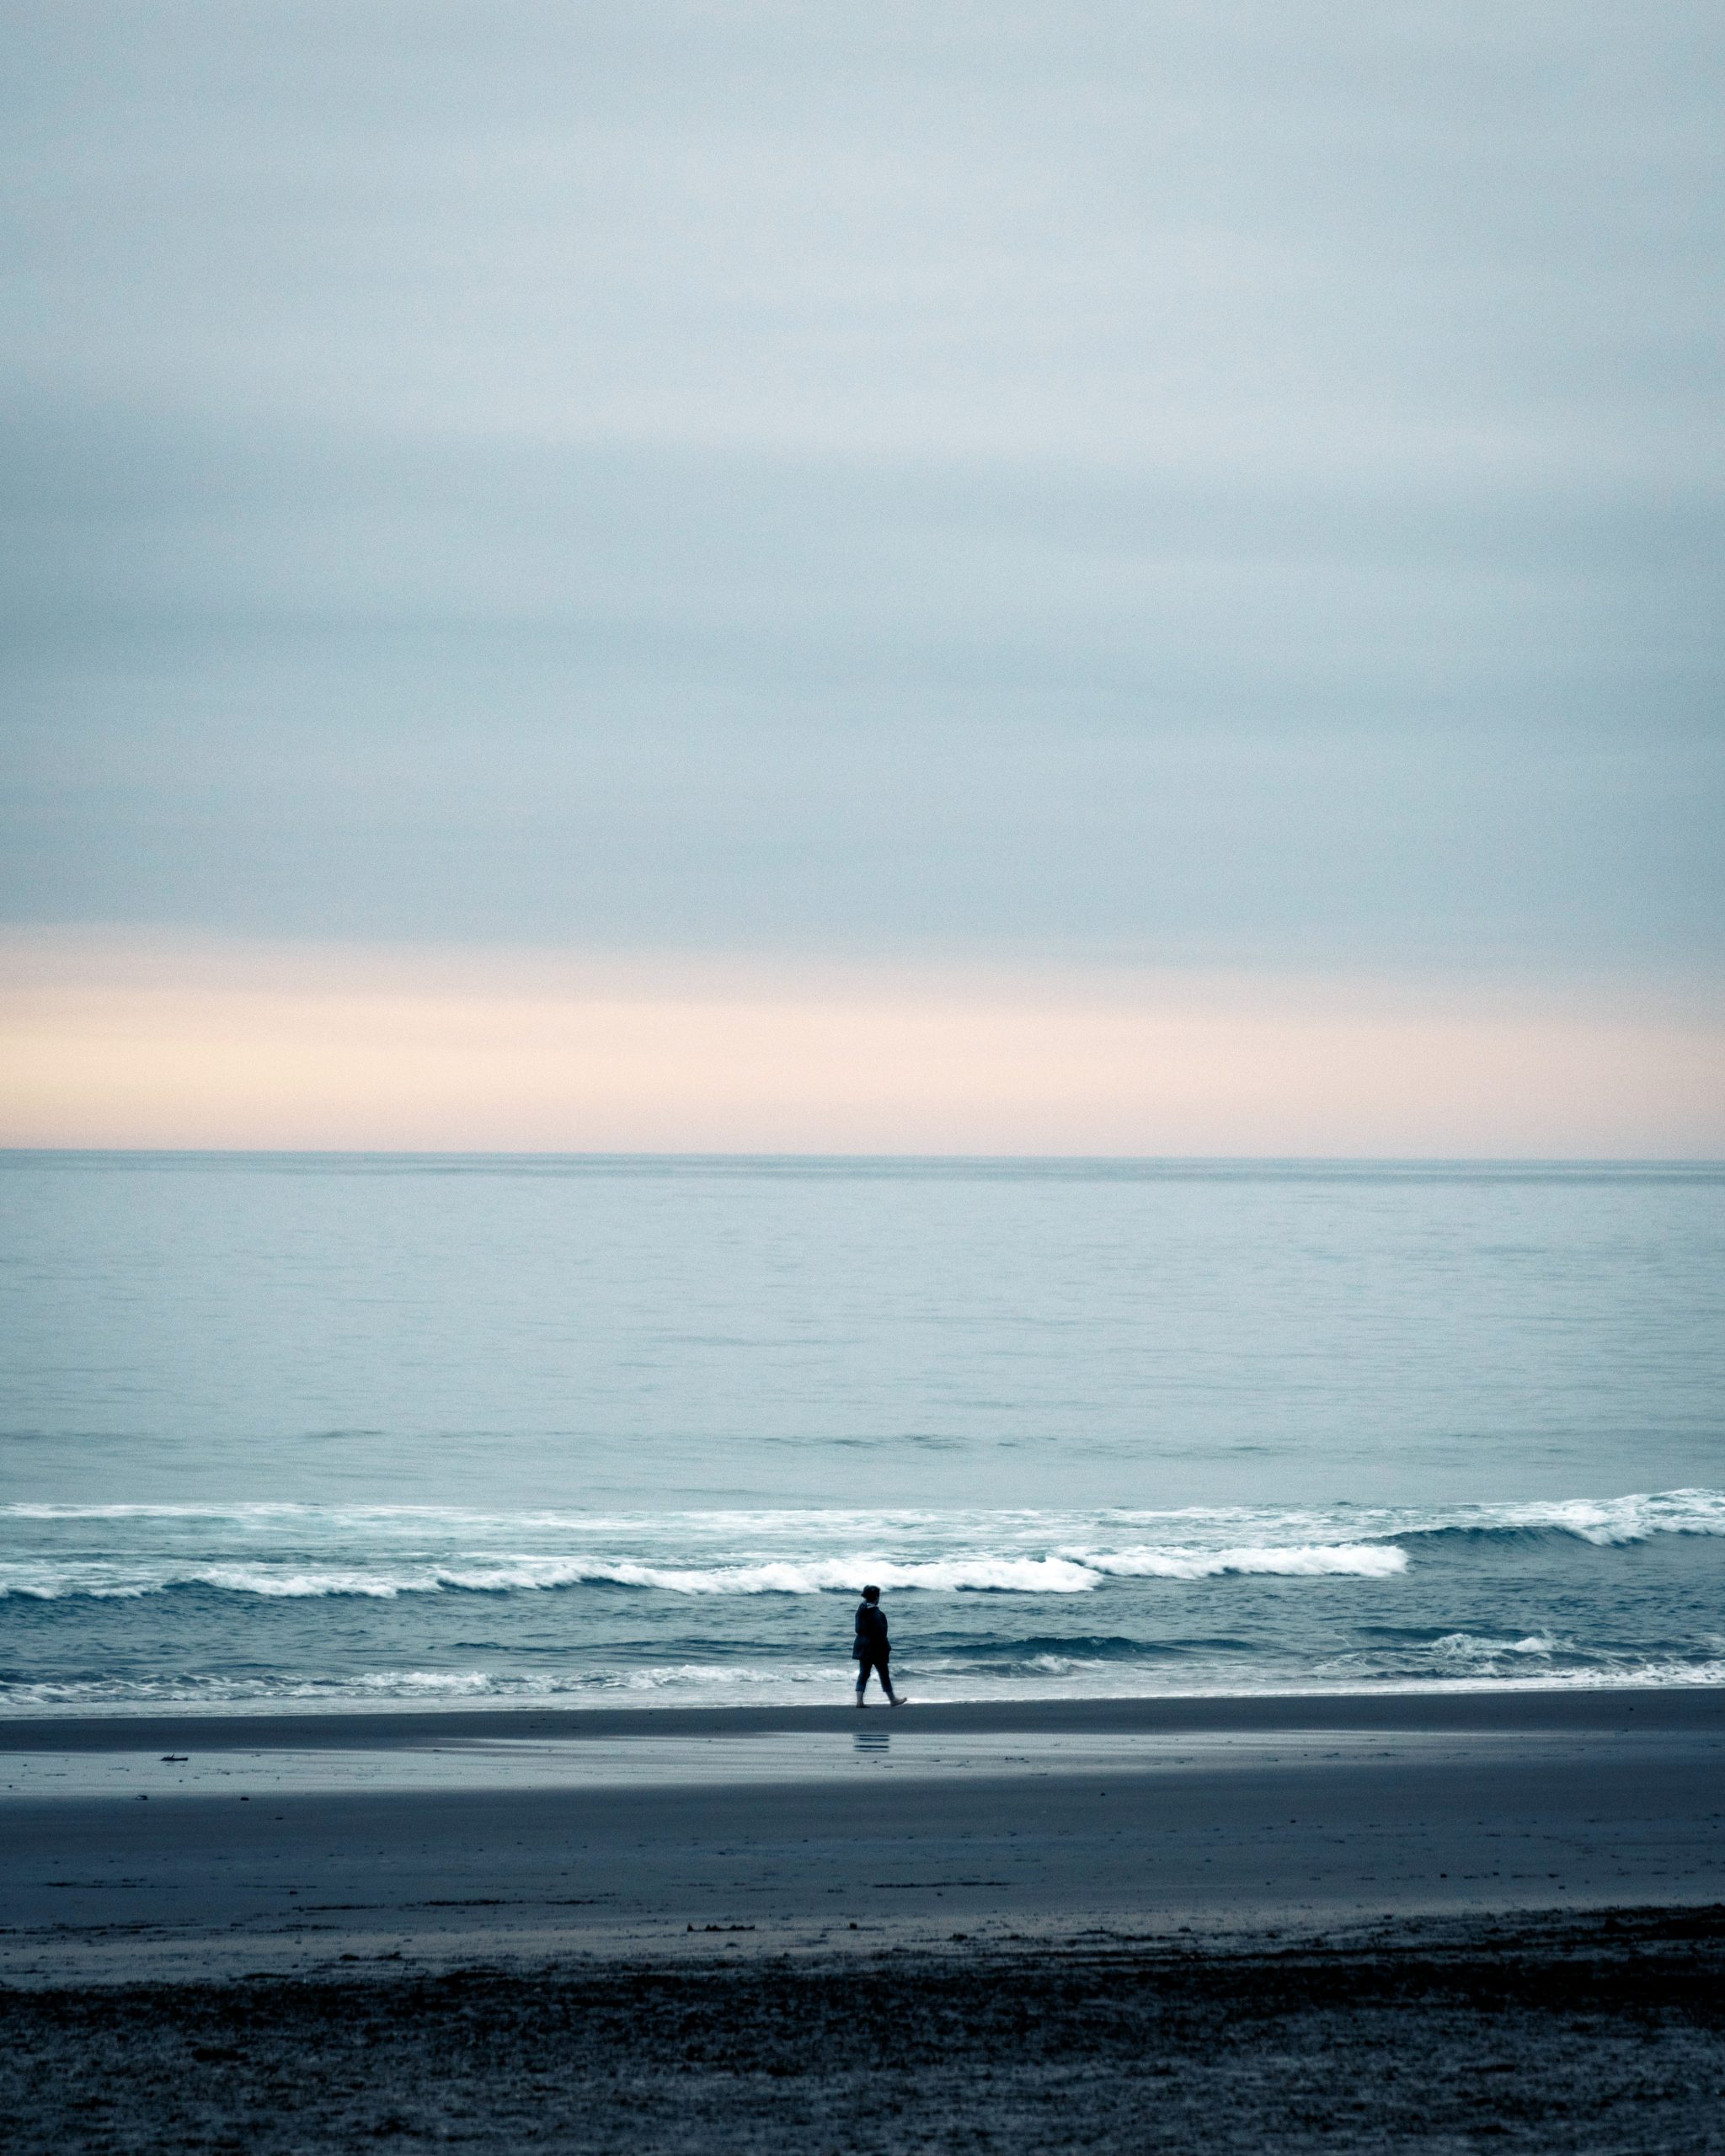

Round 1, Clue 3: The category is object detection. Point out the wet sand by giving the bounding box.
[2,1689,1722,1980]
[11,1681,1722,1753]
[3,1690,1722,2148]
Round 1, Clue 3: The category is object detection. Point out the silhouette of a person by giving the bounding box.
[852,1583,905,1706]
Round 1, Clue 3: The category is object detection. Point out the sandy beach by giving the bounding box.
[3,1688,1721,1979]
[3,1687,1722,2148]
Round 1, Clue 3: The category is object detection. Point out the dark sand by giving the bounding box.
[4,1910,1725,2152]
[4,1690,1723,2149]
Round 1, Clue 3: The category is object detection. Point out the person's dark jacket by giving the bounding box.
[853,1600,889,1662]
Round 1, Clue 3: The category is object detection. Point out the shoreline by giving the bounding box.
[5,1680,1722,1754]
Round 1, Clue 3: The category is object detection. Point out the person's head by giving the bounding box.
[861,1584,880,1604]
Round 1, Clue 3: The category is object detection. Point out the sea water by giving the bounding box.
[1,1154,1721,1712]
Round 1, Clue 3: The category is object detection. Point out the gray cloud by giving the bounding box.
[2,1,1720,974]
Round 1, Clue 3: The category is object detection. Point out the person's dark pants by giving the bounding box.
[855,1652,896,1700]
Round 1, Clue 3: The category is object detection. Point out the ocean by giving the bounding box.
[2,1153,1721,1714]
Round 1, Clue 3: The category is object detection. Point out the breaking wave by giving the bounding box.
[3,1490,1718,1603]
[1072,1544,1407,1581]
[1397,1491,1725,1549]
[7,1489,1721,1547]
[0,1545,1410,1601]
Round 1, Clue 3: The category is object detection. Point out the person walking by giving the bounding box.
[852,1583,905,1706]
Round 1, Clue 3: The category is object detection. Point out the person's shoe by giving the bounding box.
[855,1697,866,1708]
[889,1694,909,1706]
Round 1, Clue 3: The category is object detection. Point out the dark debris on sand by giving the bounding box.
[3,1907,1724,2153]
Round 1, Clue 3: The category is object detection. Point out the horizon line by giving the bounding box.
[3,1147,1719,1169]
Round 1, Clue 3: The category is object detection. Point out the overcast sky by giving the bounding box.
[2,3,1722,1146]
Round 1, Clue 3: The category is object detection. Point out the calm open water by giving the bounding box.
[2,1154,1721,1712]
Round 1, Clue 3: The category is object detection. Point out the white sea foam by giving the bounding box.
[1071,1544,1408,1581]
[1402,1490,1725,1547]
[1429,1632,1559,1662]
[0,1545,1394,1598]
[7,1488,1721,1547]
[5,1653,1723,1716]
[0,1554,1105,1598]
[576,1556,1105,1594]
[5,1489,1722,1600]
[0,1661,859,1710]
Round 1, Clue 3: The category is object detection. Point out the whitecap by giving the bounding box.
[1070,1543,1408,1581]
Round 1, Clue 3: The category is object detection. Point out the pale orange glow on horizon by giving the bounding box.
[1,932,1721,1156]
